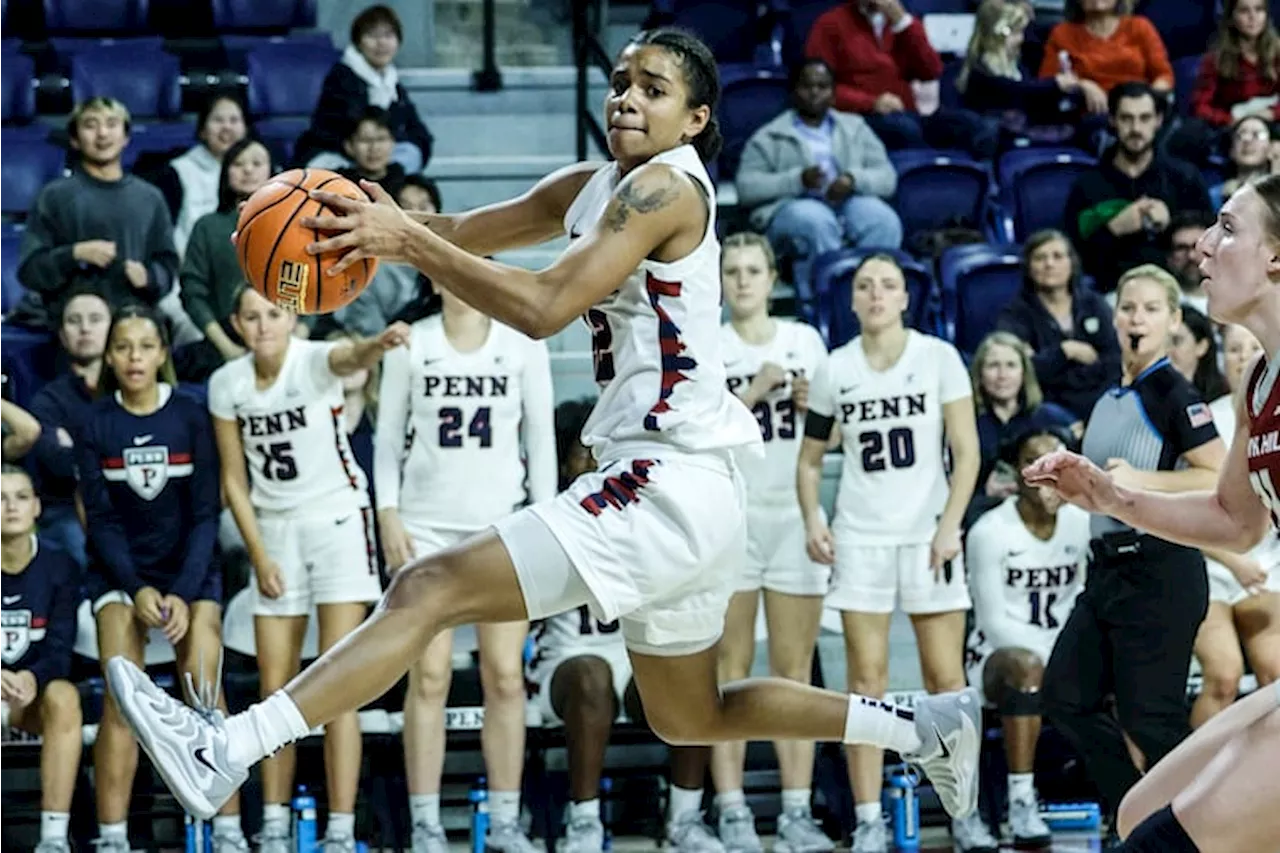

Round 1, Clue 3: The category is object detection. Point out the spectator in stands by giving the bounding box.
[712,234,833,853]
[1189,322,1280,729]
[1190,0,1279,130]
[336,108,408,203]
[11,98,179,333]
[77,303,245,853]
[527,399,726,853]
[969,331,1079,520]
[26,288,111,566]
[996,229,1120,421]
[964,428,1088,850]
[805,0,996,157]
[1,464,83,853]
[152,92,249,258]
[295,4,433,173]
[336,175,438,337]
[1,398,41,461]
[796,255,990,853]
[375,283,554,853]
[208,288,397,853]
[1037,0,1172,106]
[736,58,901,299]
[1210,115,1280,209]
[1168,304,1229,403]
[1063,82,1211,293]
[1164,210,1213,313]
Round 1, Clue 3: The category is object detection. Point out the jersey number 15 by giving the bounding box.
[255,441,298,481]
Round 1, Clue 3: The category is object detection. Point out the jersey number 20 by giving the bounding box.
[859,427,915,472]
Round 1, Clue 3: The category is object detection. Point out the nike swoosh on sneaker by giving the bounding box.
[933,722,951,759]
[193,746,227,780]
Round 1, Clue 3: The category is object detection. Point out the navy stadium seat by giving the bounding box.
[1173,55,1202,116]
[889,149,990,238]
[1,325,58,410]
[1,224,24,315]
[42,0,149,34]
[255,116,309,165]
[70,46,182,120]
[211,0,316,32]
[1135,0,1216,60]
[812,248,938,348]
[1,50,35,123]
[717,64,790,180]
[246,43,339,118]
[221,32,335,72]
[1,135,65,217]
[672,0,763,65]
[50,35,165,68]
[994,147,1097,242]
[938,244,1023,354]
[906,0,970,13]
[120,120,197,170]
[779,0,841,67]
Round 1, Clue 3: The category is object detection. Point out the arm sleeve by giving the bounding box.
[1189,54,1232,125]
[168,407,220,602]
[520,340,558,506]
[16,187,79,295]
[848,121,897,199]
[966,516,1036,652]
[373,343,412,510]
[891,16,943,82]
[179,218,220,331]
[734,131,804,208]
[1135,17,1174,86]
[26,556,80,688]
[76,421,146,596]
[27,388,75,482]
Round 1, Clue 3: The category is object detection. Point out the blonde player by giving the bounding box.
[376,283,556,853]
[712,232,831,853]
[796,254,983,853]
[208,287,405,853]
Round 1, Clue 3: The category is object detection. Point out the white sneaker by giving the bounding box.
[902,688,981,819]
[951,812,999,853]
[211,829,250,853]
[850,819,887,853]
[253,824,292,853]
[774,808,834,853]
[557,816,604,853]
[105,656,248,820]
[412,821,450,853]
[668,812,725,853]
[321,833,355,853]
[1008,797,1052,849]
[91,837,131,853]
[35,840,72,853]
[715,805,761,853]
[487,820,540,853]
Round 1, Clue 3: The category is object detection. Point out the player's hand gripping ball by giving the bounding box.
[235,169,378,314]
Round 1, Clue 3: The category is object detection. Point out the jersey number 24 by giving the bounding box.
[439,407,493,448]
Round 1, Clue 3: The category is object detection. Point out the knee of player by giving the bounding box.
[643,702,715,746]
[1004,648,1047,690]
[560,657,618,710]
[847,671,889,698]
[480,660,527,704]
[409,661,452,703]
[40,679,84,729]
[385,554,457,615]
[1202,666,1245,702]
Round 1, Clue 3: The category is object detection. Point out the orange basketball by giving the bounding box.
[236,168,378,315]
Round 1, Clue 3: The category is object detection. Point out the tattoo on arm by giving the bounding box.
[602,172,681,233]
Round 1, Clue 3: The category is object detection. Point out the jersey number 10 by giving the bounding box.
[1028,591,1059,629]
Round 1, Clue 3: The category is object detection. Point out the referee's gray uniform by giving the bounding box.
[1042,357,1214,817]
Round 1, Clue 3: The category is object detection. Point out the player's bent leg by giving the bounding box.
[253,614,307,851]
[983,649,1052,849]
[709,590,758,828]
[315,602,370,839]
[553,655,617,853]
[1235,591,1280,686]
[1190,602,1243,727]
[94,602,146,829]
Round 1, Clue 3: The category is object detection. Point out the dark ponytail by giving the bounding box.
[628,27,722,163]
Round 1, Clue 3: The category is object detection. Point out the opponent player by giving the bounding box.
[1,464,83,853]
[78,303,246,852]
[796,254,986,853]
[103,28,981,825]
[375,282,555,853]
[209,286,405,853]
[713,232,831,853]
[964,428,1089,849]
[1190,322,1280,726]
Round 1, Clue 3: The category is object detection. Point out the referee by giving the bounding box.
[1041,265,1224,831]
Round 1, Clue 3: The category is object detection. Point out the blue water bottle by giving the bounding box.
[184,813,200,853]
[470,776,490,853]
[292,786,317,853]
[600,777,614,852]
[886,766,920,851]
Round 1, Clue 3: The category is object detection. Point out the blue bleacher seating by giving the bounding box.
[812,248,938,348]
[889,148,991,238]
[50,35,165,68]
[1,224,24,316]
[69,46,182,120]
[42,0,149,34]
[995,147,1097,243]
[220,31,335,72]
[672,0,763,65]
[1173,54,1202,115]
[120,120,197,170]
[1135,0,1217,60]
[245,43,339,119]
[779,0,841,67]
[1,135,65,217]
[906,0,970,13]
[1,50,35,124]
[939,243,1024,354]
[717,64,790,181]
[211,0,316,32]
[255,116,308,164]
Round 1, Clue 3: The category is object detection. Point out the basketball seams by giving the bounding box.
[307,174,346,314]
[258,191,314,307]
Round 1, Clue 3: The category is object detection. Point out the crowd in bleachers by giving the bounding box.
[4,1,1280,852]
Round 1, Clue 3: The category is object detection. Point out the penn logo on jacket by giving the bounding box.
[102,444,194,501]
[1,609,46,663]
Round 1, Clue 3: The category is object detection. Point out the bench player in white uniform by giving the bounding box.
[526,399,724,853]
[965,428,1089,849]
[208,287,401,853]
[797,254,985,853]
[1191,323,1280,726]
[105,30,982,828]
[376,283,556,853]
[712,232,832,853]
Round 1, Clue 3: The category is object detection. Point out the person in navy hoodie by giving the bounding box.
[76,303,247,853]
[2,463,83,853]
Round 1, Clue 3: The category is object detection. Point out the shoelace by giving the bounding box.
[182,647,226,722]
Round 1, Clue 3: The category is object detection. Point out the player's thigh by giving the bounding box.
[1194,602,1245,681]
[316,601,371,653]
[627,642,724,744]
[385,528,530,626]
[900,543,971,617]
[910,609,968,689]
[840,609,893,691]
[307,508,383,609]
[1234,591,1280,682]
[828,542,897,615]
[762,589,823,679]
[8,679,82,736]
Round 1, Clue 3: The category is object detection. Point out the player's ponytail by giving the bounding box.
[692,115,723,164]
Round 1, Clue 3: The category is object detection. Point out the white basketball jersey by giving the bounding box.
[966,497,1090,662]
[208,340,369,515]
[563,145,762,462]
[808,330,972,544]
[720,319,828,506]
[530,605,624,657]
[1209,393,1280,571]
[374,315,557,531]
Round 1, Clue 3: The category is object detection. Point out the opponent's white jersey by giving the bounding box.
[721,320,828,506]
[208,340,369,515]
[808,330,972,544]
[1209,393,1280,570]
[374,315,557,531]
[530,605,624,658]
[565,145,762,462]
[966,497,1089,661]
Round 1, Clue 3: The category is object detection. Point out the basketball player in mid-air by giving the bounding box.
[101,28,982,824]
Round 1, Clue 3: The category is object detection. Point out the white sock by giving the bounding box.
[781,788,810,813]
[854,802,881,827]
[568,799,600,821]
[263,804,290,832]
[225,690,312,767]
[843,695,922,754]
[714,789,745,813]
[668,786,704,822]
[1008,772,1036,804]
[41,812,70,842]
[211,815,242,837]
[410,793,441,828]
[99,822,128,841]
[327,812,355,839]
[490,790,521,825]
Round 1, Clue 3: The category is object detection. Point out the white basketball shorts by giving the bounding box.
[738,504,830,596]
[252,507,381,617]
[828,538,972,615]
[1207,557,1280,607]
